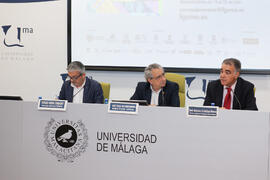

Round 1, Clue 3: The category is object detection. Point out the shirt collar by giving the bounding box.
[150,85,162,93]
[223,80,237,91]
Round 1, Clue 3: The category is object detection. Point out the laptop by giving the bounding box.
[0,95,23,101]
[111,99,148,106]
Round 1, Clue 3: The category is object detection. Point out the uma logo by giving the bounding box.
[1,25,33,47]
[44,118,88,162]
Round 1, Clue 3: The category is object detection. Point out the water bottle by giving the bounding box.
[104,98,108,104]
[38,96,42,103]
[211,102,215,106]
[54,94,59,100]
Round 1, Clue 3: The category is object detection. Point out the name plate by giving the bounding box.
[108,101,138,114]
[38,99,67,111]
[187,106,218,117]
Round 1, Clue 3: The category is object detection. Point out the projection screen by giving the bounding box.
[68,0,270,74]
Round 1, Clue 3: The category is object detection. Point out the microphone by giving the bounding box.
[73,87,83,98]
[231,89,242,110]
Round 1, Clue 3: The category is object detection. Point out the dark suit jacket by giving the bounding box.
[130,80,180,107]
[59,77,104,103]
[203,77,258,110]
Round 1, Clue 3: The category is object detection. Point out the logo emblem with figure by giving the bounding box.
[186,77,207,100]
[44,118,88,162]
[2,25,24,47]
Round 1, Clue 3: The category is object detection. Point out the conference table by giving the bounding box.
[0,100,269,180]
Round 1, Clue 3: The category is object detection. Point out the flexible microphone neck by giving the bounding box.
[231,89,242,110]
[73,87,84,98]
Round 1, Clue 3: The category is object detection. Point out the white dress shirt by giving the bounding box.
[150,86,161,106]
[71,80,86,103]
[222,81,237,109]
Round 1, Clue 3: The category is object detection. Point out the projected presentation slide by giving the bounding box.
[71,0,270,70]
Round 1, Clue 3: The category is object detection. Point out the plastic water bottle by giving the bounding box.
[38,96,42,103]
[54,94,59,100]
[104,98,108,104]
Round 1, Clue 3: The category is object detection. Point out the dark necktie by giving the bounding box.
[223,87,232,109]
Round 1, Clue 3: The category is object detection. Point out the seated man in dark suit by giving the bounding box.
[59,61,104,103]
[130,63,180,107]
[203,58,258,110]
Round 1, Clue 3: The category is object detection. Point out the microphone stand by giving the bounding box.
[231,89,242,110]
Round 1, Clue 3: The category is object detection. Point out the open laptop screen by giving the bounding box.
[111,100,148,106]
[0,96,23,101]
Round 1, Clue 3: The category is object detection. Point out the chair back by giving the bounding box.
[100,82,110,103]
[165,73,185,107]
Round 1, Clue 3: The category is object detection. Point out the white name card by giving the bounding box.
[108,101,138,114]
[38,99,67,111]
[187,106,218,117]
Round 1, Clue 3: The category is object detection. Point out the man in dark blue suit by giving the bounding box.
[130,63,180,107]
[59,61,104,103]
[203,58,258,110]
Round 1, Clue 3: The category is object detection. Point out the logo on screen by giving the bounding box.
[44,118,88,162]
[1,25,33,47]
[186,77,208,100]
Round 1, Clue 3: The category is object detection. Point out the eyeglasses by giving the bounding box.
[220,69,234,75]
[68,73,82,81]
[151,73,165,80]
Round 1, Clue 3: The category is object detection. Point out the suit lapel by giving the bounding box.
[145,88,152,104]
[82,77,89,103]
[233,78,241,109]
[216,82,224,107]
[145,83,152,104]
[158,83,168,106]
[67,82,74,102]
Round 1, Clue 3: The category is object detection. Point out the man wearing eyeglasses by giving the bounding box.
[59,61,104,103]
[203,58,258,110]
[130,63,180,107]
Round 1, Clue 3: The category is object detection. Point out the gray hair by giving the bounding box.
[144,63,164,80]
[222,58,241,73]
[67,61,85,74]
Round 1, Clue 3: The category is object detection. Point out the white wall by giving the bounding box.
[0,0,67,101]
